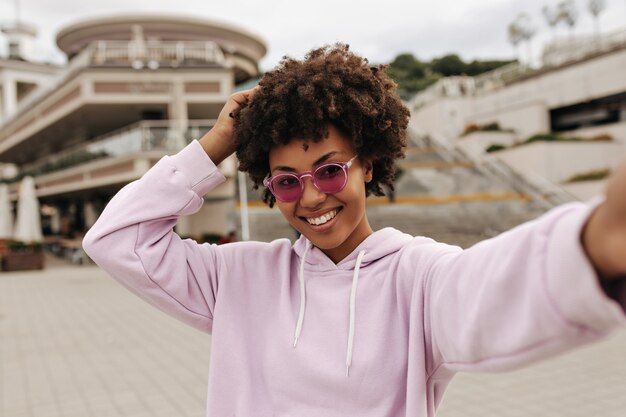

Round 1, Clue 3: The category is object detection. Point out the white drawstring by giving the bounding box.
[346,250,366,376]
[293,242,311,347]
[292,243,366,377]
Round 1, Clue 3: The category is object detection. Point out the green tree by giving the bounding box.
[387,53,429,98]
[507,21,524,62]
[512,12,536,65]
[465,59,516,76]
[587,0,607,38]
[558,0,579,35]
[430,54,466,76]
[388,53,426,78]
[542,5,560,39]
[385,52,514,98]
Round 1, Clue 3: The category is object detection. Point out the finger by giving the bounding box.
[232,86,260,105]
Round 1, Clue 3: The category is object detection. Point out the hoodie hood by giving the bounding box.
[293,227,415,271]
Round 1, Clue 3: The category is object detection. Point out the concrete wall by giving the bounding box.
[489,141,624,184]
[468,48,626,131]
[562,179,609,201]
[410,98,472,142]
[468,101,549,140]
[456,131,518,158]
[176,178,236,237]
[0,67,57,122]
[410,48,626,142]
[188,199,237,236]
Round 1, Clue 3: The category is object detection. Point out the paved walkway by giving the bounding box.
[2,258,626,417]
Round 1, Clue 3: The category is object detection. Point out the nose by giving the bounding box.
[299,175,326,208]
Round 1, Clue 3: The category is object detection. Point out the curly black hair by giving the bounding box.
[233,43,410,207]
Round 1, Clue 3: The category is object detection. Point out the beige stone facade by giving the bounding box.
[0,14,266,239]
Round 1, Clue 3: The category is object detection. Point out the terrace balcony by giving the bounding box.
[8,119,235,199]
[12,40,229,121]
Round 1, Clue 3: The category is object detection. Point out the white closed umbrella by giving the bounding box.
[13,176,43,243]
[0,183,13,239]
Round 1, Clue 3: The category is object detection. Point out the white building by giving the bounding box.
[409,29,626,200]
[0,14,267,238]
[0,22,60,123]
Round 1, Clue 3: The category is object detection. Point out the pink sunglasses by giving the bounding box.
[264,156,358,202]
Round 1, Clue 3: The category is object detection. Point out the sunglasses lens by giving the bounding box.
[268,163,349,201]
[314,164,347,193]
[271,174,301,202]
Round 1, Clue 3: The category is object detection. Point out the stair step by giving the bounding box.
[399,161,474,169]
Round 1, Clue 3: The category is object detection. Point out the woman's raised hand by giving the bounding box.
[199,86,259,165]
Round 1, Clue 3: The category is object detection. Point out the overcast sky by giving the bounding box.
[1,0,625,70]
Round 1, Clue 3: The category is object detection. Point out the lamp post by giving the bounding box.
[237,171,250,241]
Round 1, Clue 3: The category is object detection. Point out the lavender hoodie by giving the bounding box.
[83,141,626,417]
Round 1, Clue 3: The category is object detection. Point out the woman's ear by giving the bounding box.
[363,160,373,183]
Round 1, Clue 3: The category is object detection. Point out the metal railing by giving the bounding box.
[472,62,534,93]
[542,28,626,67]
[19,119,215,179]
[409,76,477,109]
[91,40,226,68]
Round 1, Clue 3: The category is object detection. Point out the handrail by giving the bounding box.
[20,119,216,177]
[472,62,534,92]
[542,28,626,67]
[409,76,477,109]
[408,126,576,209]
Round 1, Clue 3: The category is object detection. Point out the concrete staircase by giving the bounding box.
[235,129,556,248]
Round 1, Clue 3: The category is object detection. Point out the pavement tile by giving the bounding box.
[2,263,626,417]
[2,410,33,417]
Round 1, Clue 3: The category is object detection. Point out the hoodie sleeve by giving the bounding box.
[423,202,626,378]
[82,140,227,333]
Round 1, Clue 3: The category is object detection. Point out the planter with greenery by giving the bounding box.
[462,122,514,136]
[564,169,612,183]
[482,132,614,153]
[485,144,507,153]
[1,241,45,272]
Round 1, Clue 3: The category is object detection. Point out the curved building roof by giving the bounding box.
[56,14,267,81]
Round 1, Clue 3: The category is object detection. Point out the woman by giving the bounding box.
[83,44,626,417]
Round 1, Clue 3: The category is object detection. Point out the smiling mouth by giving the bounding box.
[301,207,342,226]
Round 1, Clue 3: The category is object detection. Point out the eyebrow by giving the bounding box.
[271,151,339,173]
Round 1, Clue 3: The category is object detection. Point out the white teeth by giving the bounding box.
[306,209,337,226]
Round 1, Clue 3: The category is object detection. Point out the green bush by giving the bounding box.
[522,133,585,144]
[386,52,513,97]
[7,241,43,252]
[462,122,513,136]
[565,169,612,183]
[485,144,507,153]
[523,133,562,143]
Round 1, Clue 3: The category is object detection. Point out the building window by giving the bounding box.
[550,91,626,131]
